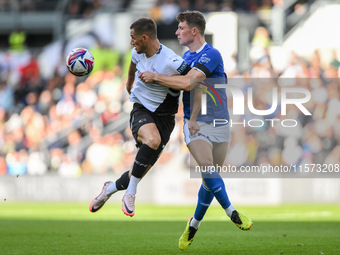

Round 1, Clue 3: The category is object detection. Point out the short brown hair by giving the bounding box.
[130,18,157,39]
[176,11,206,35]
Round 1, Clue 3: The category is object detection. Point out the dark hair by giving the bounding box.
[130,18,157,39]
[176,11,206,35]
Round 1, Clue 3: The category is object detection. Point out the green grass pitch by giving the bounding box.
[1,202,339,255]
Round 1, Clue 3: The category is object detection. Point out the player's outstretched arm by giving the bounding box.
[126,61,137,94]
[139,69,205,91]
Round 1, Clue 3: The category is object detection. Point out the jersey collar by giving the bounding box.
[195,42,207,54]
[156,44,162,54]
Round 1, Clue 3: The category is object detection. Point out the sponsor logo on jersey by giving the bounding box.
[199,53,211,64]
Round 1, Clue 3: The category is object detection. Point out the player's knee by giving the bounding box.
[197,158,214,168]
[143,134,161,150]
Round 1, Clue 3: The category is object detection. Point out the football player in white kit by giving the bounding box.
[90,18,191,217]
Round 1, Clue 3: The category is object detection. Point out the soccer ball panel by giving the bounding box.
[66,48,94,76]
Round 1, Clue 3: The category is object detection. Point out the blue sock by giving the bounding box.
[193,183,214,221]
[202,167,231,209]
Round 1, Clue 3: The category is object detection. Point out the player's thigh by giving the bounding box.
[137,123,161,149]
[188,139,213,167]
[130,103,161,148]
[212,142,229,167]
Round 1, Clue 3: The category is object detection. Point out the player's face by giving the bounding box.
[175,21,194,47]
[130,29,147,54]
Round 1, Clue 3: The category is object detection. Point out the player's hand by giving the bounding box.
[138,71,155,83]
[188,119,200,136]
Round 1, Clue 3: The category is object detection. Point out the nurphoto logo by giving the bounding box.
[198,79,311,128]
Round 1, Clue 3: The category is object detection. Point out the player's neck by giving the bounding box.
[145,40,160,58]
[188,37,205,53]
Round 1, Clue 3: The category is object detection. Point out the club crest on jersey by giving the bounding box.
[199,53,211,64]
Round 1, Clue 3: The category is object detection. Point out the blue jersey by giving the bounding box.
[182,43,229,122]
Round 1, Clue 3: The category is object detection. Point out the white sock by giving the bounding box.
[190,217,201,229]
[125,175,140,194]
[225,204,236,218]
[106,182,118,195]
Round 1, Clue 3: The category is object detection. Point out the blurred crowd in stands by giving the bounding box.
[0,38,188,176]
[150,0,313,39]
[0,0,127,17]
[150,0,274,20]
[0,0,102,14]
[0,1,339,177]
[226,59,340,170]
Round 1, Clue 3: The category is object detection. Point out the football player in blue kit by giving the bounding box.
[139,11,252,250]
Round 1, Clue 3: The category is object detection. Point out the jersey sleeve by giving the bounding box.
[193,48,221,77]
[168,55,191,75]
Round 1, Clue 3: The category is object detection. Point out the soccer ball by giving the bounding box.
[66,48,94,76]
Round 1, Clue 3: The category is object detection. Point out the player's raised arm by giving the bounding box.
[139,68,205,91]
[126,60,137,94]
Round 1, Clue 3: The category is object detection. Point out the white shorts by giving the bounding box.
[183,118,230,146]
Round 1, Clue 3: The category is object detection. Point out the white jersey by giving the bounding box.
[129,44,189,115]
